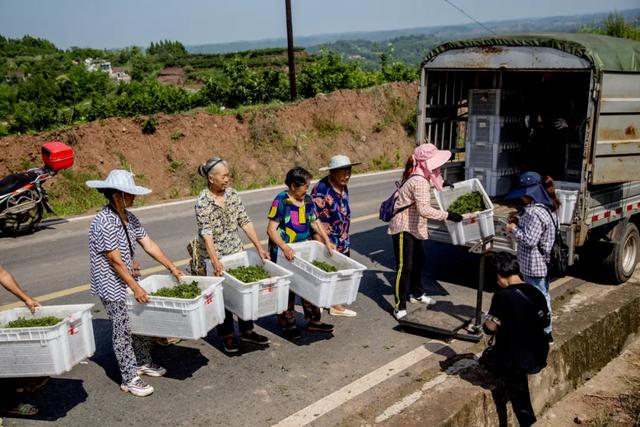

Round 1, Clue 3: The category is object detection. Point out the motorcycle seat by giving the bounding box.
[0,171,39,196]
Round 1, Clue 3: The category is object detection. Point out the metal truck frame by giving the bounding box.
[419,34,640,283]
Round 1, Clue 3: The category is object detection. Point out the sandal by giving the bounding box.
[7,402,38,417]
[15,377,49,394]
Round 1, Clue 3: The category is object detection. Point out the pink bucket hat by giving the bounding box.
[414,143,451,172]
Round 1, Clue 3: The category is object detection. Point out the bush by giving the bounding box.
[141,116,157,134]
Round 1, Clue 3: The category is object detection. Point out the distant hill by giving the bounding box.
[186,8,640,66]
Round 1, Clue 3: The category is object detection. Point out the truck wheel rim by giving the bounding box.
[622,232,638,275]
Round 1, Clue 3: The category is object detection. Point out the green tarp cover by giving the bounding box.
[422,33,640,74]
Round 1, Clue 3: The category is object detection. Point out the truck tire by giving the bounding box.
[602,221,639,284]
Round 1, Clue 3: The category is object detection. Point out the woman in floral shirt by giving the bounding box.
[195,157,270,354]
[267,167,336,340]
[312,155,361,317]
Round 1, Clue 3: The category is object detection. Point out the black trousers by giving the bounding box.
[216,309,254,337]
[391,232,425,311]
[494,370,537,427]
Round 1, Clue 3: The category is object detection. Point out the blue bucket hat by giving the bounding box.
[505,171,553,207]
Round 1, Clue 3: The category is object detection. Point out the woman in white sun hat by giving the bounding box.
[312,155,361,317]
[388,144,463,320]
[86,169,184,397]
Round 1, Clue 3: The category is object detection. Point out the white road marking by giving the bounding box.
[272,340,447,427]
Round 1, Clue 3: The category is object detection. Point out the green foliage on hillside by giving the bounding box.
[0,36,418,135]
[578,12,640,41]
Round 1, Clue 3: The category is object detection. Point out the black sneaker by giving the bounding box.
[283,326,302,341]
[240,331,271,345]
[307,322,335,333]
[222,336,239,353]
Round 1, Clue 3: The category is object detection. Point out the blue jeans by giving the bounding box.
[523,275,552,334]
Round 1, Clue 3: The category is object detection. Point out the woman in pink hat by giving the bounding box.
[388,143,463,320]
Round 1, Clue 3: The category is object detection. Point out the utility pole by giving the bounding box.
[285,0,297,100]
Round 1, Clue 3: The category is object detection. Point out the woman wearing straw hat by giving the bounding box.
[87,170,184,397]
[312,154,361,318]
[388,144,463,320]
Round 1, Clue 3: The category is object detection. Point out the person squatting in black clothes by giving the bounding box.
[483,252,550,427]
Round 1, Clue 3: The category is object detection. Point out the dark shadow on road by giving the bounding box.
[90,319,209,383]
[254,310,335,347]
[350,226,500,310]
[152,345,209,380]
[8,378,88,422]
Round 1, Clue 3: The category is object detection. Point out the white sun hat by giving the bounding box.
[86,169,152,196]
[319,154,362,171]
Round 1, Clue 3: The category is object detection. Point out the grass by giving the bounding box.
[46,169,106,217]
[170,130,185,141]
[312,114,346,138]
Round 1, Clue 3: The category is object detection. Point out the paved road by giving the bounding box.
[0,170,498,426]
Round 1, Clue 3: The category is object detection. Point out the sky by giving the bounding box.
[0,0,638,49]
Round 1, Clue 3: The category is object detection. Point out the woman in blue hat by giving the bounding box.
[505,172,560,341]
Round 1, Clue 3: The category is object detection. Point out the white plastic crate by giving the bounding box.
[556,189,579,224]
[0,304,95,378]
[219,250,292,321]
[468,115,525,144]
[465,166,520,197]
[466,140,520,170]
[275,241,367,309]
[126,275,225,339]
[434,178,495,246]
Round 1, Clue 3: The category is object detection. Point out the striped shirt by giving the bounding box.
[388,175,448,240]
[512,203,557,278]
[88,206,146,301]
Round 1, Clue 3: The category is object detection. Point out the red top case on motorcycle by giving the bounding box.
[42,141,74,172]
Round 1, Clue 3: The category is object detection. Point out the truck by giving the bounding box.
[419,33,640,283]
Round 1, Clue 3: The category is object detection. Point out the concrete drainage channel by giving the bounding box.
[334,273,640,426]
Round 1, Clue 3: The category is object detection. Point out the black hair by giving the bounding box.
[98,188,118,203]
[491,252,521,278]
[285,167,312,189]
[198,157,225,178]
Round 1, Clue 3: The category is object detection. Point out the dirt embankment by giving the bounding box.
[0,82,418,214]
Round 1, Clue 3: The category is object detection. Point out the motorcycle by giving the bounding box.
[0,142,74,235]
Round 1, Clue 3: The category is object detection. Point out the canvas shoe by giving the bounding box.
[137,363,166,377]
[410,294,436,306]
[120,376,154,397]
[394,309,408,320]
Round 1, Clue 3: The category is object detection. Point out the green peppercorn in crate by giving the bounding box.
[275,241,367,308]
[0,304,95,377]
[126,275,225,339]
[434,178,495,246]
[219,250,292,321]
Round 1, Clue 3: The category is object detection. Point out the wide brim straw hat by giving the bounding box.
[319,154,362,171]
[86,169,152,196]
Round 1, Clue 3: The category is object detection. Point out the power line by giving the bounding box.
[442,0,497,35]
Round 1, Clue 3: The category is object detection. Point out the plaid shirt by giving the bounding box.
[387,175,448,240]
[512,203,556,277]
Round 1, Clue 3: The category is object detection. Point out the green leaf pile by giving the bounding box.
[312,260,338,272]
[5,316,62,328]
[447,191,486,215]
[227,266,271,283]
[151,281,201,299]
